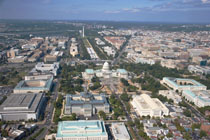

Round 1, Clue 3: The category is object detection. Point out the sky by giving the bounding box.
[0,0,210,23]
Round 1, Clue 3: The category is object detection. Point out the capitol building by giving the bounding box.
[82,62,128,80]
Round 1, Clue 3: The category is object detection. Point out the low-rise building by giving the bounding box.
[22,44,37,50]
[131,94,169,117]
[13,77,53,94]
[161,59,178,69]
[182,90,210,107]
[7,49,19,58]
[0,93,45,121]
[35,62,59,76]
[188,65,210,75]
[111,123,130,140]
[103,46,116,57]
[70,44,78,57]
[135,57,155,65]
[56,120,108,140]
[8,56,27,63]
[65,91,110,117]
[162,77,207,92]
[159,90,182,104]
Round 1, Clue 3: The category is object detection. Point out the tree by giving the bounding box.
[120,92,130,102]
[166,132,173,137]
[98,111,106,120]
[1,130,8,137]
[191,123,201,131]
[200,130,207,138]
[120,78,129,86]
[183,109,191,117]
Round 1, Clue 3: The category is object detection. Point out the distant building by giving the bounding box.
[159,90,182,104]
[65,90,110,117]
[25,72,53,81]
[22,44,37,50]
[82,62,128,80]
[104,36,126,50]
[111,123,130,140]
[44,54,58,62]
[182,90,210,107]
[56,120,108,140]
[0,93,45,121]
[70,44,78,57]
[8,56,27,63]
[13,77,53,94]
[103,46,116,57]
[7,49,19,58]
[188,65,210,75]
[162,77,207,92]
[35,62,59,76]
[131,94,169,117]
[135,57,155,65]
[161,59,178,69]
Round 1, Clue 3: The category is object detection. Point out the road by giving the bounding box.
[35,78,61,140]
[0,63,36,70]
[109,83,143,140]
[112,36,131,65]
[26,78,60,140]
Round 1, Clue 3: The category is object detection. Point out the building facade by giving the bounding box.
[162,77,207,92]
[0,93,45,121]
[182,90,210,107]
[82,62,128,80]
[131,94,169,117]
[13,77,53,94]
[65,91,110,117]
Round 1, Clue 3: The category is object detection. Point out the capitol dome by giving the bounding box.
[102,62,110,71]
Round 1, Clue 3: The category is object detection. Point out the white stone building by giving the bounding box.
[82,62,128,80]
[131,94,169,117]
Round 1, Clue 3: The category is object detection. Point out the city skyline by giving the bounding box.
[0,0,210,23]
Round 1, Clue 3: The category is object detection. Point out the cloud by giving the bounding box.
[105,7,140,14]
[122,8,140,13]
[201,0,210,3]
[104,10,121,14]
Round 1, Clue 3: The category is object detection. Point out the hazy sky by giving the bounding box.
[0,0,210,23]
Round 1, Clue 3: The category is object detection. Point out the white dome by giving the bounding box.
[102,62,110,71]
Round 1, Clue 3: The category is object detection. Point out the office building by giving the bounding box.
[35,62,59,76]
[188,65,210,75]
[65,90,110,117]
[111,123,130,140]
[0,93,45,121]
[13,77,53,94]
[182,90,210,107]
[162,77,207,92]
[131,94,169,117]
[56,120,108,140]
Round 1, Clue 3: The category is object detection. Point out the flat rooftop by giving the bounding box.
[14,77,53,90]
[66,92,109,106]
[133,94,167,110]
[184,90,210,102]
[163,77,206,88]
[112,123,130,140]
[0,93,43,113]
[56,120,107,138]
